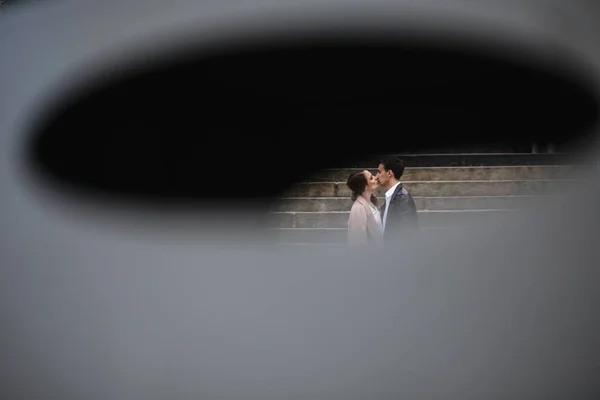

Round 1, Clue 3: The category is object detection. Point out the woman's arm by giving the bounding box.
[348,204,368,245]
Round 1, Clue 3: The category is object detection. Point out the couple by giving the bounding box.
[347,157,417,245]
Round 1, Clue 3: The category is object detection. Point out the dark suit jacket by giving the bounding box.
[381,183,418,240]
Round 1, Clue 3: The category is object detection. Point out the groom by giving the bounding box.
[375,157,418,242]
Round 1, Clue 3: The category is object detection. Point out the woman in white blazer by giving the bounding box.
[346,170,384,245]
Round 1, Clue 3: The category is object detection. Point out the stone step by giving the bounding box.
[271,195,557,212]
[416,196,557,211]
[302,165,581,182]
[404,143,535,154]
[269,209,519,229]
[283,179,575,198]
[273,227,454,244]
[340,153,580,168]
[403,144,535,154]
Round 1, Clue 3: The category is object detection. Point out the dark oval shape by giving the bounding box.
[26,35,600,206]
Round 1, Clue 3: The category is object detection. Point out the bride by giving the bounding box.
[346,170,383,245]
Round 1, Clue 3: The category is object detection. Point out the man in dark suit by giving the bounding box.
[375,157,418,241]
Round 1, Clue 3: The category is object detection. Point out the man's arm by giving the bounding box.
[388,193,418,232]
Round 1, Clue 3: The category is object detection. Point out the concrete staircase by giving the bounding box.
[268,153,585,244]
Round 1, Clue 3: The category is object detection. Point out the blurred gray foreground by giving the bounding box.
[2,0,600,398]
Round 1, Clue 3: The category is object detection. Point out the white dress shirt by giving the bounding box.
[369,203,384,232]
[382,181,401,232]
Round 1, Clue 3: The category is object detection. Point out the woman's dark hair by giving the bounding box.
[347,171,379,207]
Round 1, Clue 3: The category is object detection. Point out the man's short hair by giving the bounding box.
[379,157,405,179]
